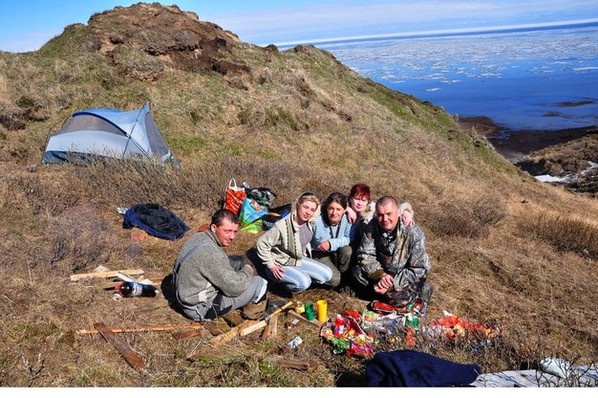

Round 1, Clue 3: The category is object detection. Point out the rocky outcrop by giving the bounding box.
[459,117,597,195]
[88,3,250,80]
[515,132,598,195]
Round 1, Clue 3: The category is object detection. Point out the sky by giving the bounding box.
[1,0,598,52]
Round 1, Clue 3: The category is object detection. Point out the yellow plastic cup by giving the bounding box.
[317,299,328,323]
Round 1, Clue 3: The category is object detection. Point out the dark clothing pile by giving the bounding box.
[123,203,190,240]
[365,349,481,387]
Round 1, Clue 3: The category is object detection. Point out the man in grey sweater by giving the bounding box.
[173,209,268,321]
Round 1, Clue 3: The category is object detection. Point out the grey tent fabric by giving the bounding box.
[42,102,175,165]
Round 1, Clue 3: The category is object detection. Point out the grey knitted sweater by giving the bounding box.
[173,230,253,306]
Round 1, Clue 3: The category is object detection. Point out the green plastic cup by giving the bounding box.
[305,302,315,321]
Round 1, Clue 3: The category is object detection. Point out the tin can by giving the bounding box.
[288,336,303,349]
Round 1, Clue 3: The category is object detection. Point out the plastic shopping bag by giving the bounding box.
[239,198,268,227]
[223,178,247,215]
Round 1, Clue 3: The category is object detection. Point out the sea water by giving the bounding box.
[313,23,598,133]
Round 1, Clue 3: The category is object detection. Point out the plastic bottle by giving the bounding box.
[115,281,157,298]
[334,314,346,337]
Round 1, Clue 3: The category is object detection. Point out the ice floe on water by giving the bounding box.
[318,25,598,131]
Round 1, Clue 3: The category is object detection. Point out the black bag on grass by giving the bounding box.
[261,203,292,230]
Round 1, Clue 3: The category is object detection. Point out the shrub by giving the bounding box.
[518,213,598,259]
[428,196,506,238]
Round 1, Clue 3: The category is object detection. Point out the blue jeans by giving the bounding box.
[264,257,333,292]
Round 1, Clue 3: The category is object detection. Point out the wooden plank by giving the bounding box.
[114,272,138,282]
[93,322,146,370]
[240,300,295,336]
[77,323,204,335]
[239,319,268,336]
[210,320,257,346]
[172,328,210,340]
[261,314,278,339]
[70,269,145,282]
[287,310,323,328]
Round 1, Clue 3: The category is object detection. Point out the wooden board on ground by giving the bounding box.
[261,315,278,339]
[93,322,146,370]
[70,269,145,282]
[287,310,322,328]
[172,328,211,340]
[240,300,295,336]
[211,320,258,346]
[77,323,205,335]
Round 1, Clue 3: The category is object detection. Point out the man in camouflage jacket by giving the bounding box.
[355,196,433,306]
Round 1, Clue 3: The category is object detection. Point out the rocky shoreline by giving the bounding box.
[458,117,598,196]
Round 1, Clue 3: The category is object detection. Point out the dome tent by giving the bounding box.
[42,102,176,165]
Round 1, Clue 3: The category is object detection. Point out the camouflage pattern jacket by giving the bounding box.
[356,218,431,292]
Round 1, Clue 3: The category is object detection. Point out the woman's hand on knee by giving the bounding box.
[271,264,285,280]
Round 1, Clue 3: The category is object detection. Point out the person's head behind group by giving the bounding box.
[375,196,399,232]
[349,183,371,214]
[321,192,348,225]
[210,209,239,247]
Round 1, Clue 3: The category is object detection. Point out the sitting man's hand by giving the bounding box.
[374,273,394,294]
[374,284,389,295]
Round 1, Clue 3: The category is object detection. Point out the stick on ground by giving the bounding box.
[93,322,146,371]
[77,323,204,335]
[261,314,279,339]
[287,310,322,328]
[211,320,258,346]
[268,356,316,371]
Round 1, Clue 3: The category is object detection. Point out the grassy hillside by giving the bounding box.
[0,3,596,387]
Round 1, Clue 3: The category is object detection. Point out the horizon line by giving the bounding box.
[266,18,598,48]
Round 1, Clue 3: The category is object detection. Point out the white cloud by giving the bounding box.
[207,0,598,45]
